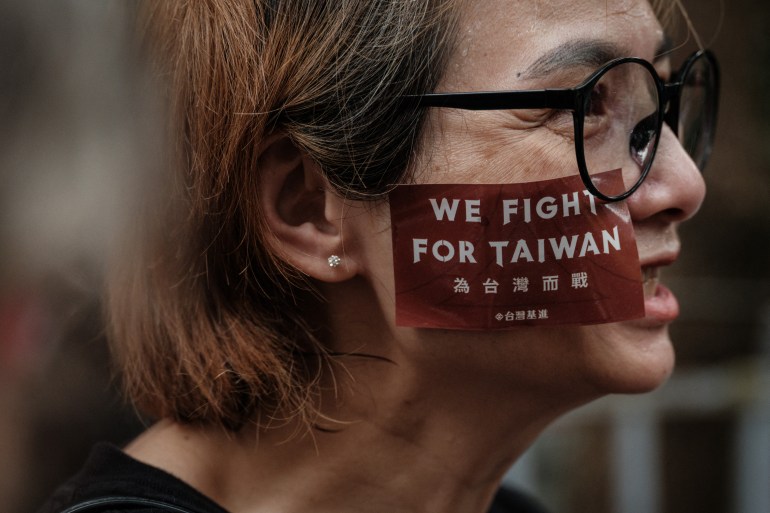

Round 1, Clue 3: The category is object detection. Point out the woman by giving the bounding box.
[40,0,718,512]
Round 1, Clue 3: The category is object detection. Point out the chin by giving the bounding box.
[581,321,677,395]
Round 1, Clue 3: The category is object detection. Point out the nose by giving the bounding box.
[626,125,706,223]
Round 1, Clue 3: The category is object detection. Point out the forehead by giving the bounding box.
[443,0,663,90]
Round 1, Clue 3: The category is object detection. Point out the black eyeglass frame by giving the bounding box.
[405,50,719,202]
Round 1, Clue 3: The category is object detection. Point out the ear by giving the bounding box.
[258,135,358,282]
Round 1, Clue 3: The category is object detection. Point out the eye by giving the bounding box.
[629,112,658,167]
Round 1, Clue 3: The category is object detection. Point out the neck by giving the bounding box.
[126,352,583,513]
[126,278,598,513]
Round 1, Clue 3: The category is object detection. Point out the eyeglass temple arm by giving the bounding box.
[402,89,578,111]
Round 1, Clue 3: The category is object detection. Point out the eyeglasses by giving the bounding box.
[405,50,719,202]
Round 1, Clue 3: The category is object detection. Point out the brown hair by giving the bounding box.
[109,0,459,430]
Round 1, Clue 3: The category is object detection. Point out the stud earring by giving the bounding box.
[327,255,342,268]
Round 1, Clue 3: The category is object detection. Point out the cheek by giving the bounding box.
[422,112,579,185]
[506,133,579,182]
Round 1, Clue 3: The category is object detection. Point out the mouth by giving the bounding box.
[638,255,679,324]
[641,266,661,299]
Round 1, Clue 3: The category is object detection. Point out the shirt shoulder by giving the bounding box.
[36,443,228,513]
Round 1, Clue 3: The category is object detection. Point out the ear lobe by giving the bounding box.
[258,136,357,282]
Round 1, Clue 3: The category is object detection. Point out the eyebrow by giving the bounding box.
[524,35,671,80]
[524,39,626,79]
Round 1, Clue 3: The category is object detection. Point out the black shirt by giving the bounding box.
[38,443,549,513]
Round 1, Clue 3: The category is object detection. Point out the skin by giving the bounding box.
[126,1,706,512]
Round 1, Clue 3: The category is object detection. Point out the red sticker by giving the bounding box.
[389,170,644,329]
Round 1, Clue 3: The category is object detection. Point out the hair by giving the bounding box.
[652,0,705,50]
[109,0,460,431]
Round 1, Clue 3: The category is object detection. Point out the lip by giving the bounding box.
[636,250,680,326]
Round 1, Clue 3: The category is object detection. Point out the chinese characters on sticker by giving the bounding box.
[389,170,644,329]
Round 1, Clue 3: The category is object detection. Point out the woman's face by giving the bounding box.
[343,0,705,400]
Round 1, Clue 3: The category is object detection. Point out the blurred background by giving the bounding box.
[0,2,150,512]
[1,1,767,513]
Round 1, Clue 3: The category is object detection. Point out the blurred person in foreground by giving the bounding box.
[0,2,151,512]
[38,1,719,512]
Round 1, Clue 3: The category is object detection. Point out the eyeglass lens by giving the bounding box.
[679,55,717,170]
[581,61,661,198]
[581,53,716,199]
